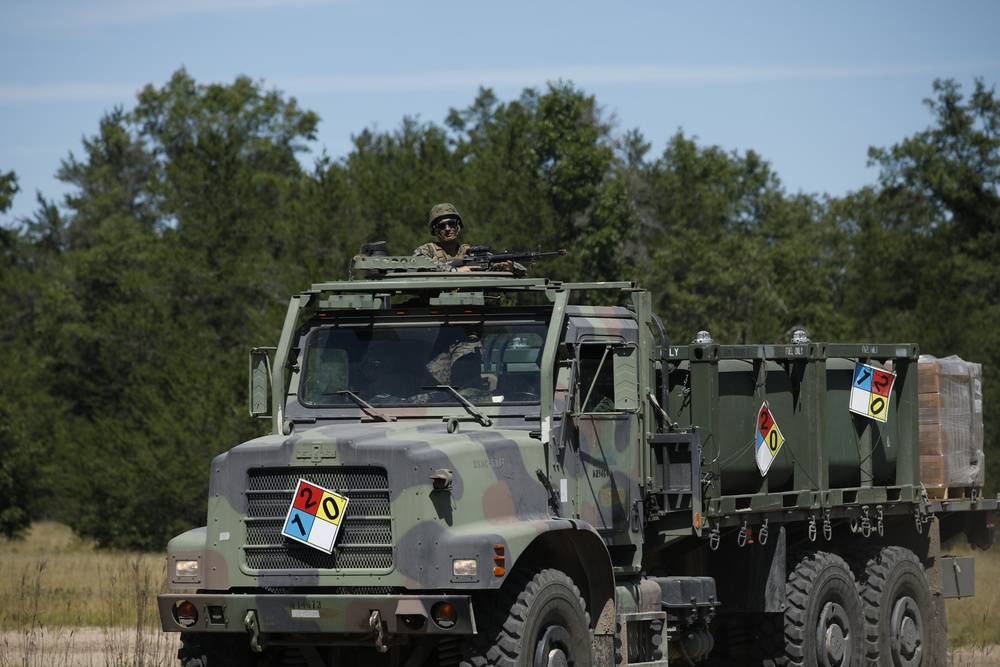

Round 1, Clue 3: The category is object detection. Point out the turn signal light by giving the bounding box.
[172,600,198,628]
[431,602,457,629]
[493,544,506,576]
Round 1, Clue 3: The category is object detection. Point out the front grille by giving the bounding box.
[243,467,393,572]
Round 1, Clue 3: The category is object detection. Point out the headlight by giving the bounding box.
[452,558,477,577]
[175,559,200,579]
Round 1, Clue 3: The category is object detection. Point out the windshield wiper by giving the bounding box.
[423,385,493,427]
[332,390,396,423]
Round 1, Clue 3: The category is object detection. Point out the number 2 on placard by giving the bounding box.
[759,406,773,432]
[299,487,317,509]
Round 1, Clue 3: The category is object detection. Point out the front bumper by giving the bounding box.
[158,592,476,637]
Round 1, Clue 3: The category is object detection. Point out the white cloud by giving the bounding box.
[6,62,998,106]
[283,62,1000,94]
[5,0,336,31]
[0,82,140,105]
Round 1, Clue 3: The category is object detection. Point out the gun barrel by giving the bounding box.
[491,249,567,262]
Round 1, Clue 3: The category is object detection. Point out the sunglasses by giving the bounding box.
[433,219,460,233]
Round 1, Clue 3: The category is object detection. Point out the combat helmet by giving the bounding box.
[428,203,464,234]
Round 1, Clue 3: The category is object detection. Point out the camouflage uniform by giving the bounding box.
[426,340,484,386]
[410,339,496,404]
[414,202,527,276]
[412,240,473,272]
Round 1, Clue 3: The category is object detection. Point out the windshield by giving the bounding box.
[299,316,547,407]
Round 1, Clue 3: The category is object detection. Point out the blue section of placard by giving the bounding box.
[284,508,315,539]
[853,364,872,390]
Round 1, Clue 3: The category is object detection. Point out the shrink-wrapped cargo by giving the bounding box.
[917,354,984,492]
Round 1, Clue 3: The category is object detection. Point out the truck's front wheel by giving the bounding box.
[465,567,592,667]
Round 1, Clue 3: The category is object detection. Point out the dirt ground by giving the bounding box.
[0,626,181,667]
[2,627,998,667]
[948,646,1000,667]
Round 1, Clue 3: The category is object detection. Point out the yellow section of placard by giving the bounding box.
[318,491,348,525]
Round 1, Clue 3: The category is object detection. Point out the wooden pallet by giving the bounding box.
[925,485,982,501]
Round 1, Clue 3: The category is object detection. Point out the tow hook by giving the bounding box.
[244,610,264,653]
[369,610,390,653]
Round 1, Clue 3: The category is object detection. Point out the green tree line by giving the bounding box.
[1,70,997,549]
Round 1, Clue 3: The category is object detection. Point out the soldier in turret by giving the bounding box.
[413,203,525,276]
[413,203,473,272]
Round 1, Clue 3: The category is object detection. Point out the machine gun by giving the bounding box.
[445,245,567,271]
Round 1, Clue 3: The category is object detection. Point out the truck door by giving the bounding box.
[572,340,641,538]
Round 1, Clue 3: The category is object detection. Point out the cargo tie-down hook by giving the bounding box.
[860,505,872,538]
[737,519,749,547]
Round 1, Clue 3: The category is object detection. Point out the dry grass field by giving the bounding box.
[0,522,177,667]
[1,522,998,666]
[943,537,1000,666]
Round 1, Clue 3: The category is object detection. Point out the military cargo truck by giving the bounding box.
[158,251,996,666]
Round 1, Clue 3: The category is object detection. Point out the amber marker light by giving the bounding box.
[431,602,457,629]
[694,513,701,529]
[493,544,505,576]
[172,600,198,628]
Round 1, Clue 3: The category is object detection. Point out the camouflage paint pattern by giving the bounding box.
[159,267,632,649]
[158,255,996,665]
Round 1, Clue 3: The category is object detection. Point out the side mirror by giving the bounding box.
[249,347,275,418]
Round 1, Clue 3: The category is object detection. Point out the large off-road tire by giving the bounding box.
[463,567,592,667]
[177,632,255,667]
[857,546,935,667]
[764,551,864,667]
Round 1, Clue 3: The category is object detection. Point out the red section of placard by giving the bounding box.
[292,480,324,515]
[871,369,894,397]
[758,404,774,438]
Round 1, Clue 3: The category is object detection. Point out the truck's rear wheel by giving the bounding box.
[464,567,592,667]
[769,551,864,667]
[858,546,934,667]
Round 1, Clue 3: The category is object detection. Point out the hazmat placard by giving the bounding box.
[849,362,896,423]
[281,478,349,553]
[755,402,784,476]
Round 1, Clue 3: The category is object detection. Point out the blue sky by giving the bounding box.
[2,0,999,224]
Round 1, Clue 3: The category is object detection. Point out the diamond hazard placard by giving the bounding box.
[849,362,896,423]
[282,478,349,554]
[755,401,784,476]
